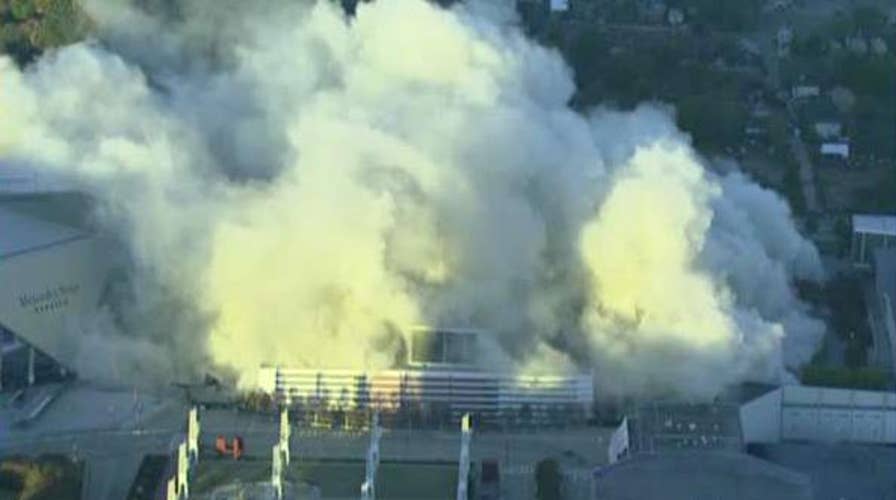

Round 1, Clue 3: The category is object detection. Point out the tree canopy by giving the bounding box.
[0,0,92,64]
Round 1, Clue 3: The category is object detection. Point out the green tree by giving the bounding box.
[823,12,854,40]
[781,158,805,215]
[9,0,35,21]
[802,365,890,390]
[851,6,886,35]
[767,113,790,159]
[675,0,761,32]
[835,55,896,98]
[677,93,747,152]
[0,0,92,65]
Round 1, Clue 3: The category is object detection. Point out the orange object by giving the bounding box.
[232,436,244,460]
[215,435,229,455]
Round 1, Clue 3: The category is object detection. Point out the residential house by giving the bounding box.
[791,85,819,99]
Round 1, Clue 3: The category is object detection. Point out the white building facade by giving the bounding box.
[257,366,593,425]
[740,386,896,444]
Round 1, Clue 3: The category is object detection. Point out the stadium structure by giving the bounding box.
[0,171,117,391]
[256,328,595,428]
[1,177,595,428]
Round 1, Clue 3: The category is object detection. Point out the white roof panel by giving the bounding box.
[820,142,849,157]
[782,386,896,409]
[853,214,896,236]
[0,207,86,259]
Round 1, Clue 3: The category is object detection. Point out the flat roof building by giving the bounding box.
[851,214,896,267]
[740,385,896,445]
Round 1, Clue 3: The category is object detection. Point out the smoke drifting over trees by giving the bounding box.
[0,0,824,398]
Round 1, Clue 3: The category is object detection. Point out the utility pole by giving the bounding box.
[280,406,291,465]
[361,413,382,500]
[272,443,283,500]
[27,347,35,386]
[456,413,472,500]
[187,407,200,463]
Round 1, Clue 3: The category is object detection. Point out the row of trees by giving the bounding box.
[590,0,762,33]
[561,29,756,153]
[801,365,889,391]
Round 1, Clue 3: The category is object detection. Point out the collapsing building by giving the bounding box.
[256,329,594,428]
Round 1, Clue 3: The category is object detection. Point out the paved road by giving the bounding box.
[1,391,614,499]
[787,104,821,214]
[863,282,895,381]
[0,384,188,500]
[201,410,613,500]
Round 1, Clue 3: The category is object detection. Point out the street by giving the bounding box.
[0,387,614,499]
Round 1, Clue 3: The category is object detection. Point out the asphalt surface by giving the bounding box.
[200,410,612,499]
[0,386,613,499]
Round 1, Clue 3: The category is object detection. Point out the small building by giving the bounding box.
[845,36,868,55]
[813,121,842,140]
[667,7,684,26]
[765,0,794,12]
[851,214,896,266]
[548,0,568,12]
[641,0,667,24]
[791,85,819,99]
[777,26,793,56]
[871,37,888,55]
[819,141,849,163]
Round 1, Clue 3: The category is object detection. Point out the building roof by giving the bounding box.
[753,443,896,500]
[0,207,87,259]
[853,214,896,236]
[780,385,896,410]
[593,451,812,500]
[624,402,743,455]
[820,142,849,158]
[741,385,896,445]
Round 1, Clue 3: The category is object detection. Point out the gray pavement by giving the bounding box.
[0,383,187,500]
[756,442,896,500]
[788,107,821,214]
[200,409,613,500]
[0,386,614,499]
[864,281,895,378]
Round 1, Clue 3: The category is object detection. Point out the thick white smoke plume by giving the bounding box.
[0,0,824,398]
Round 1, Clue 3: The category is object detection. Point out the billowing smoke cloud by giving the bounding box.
[0,0,824,398]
